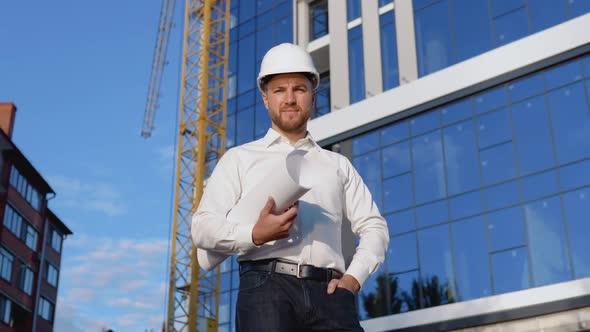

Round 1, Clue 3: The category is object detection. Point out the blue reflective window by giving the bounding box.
[492,248,530,294]
[449,190,483,220]
[380,11,399,91]
[239,0,256,23]
[480,142,517,185]
[313,72,331,118]
[273,1,291,19]
[410,111,439,136]
[349,25,365,103]
[453,0,493,62]
[453,216,492,300]
[569,0,590,17]
[226,114,236,148]
[382,141,411,179]
[416,200,448,227]
[384,174,413,213]
[257,0,273,13]
[381,122,409,146]
[391,270,420,313]
[524,196,571,286]
[545,61,583,90]
[379,0,393,7]
[559,159,590,191]
[508,74,544,102]
[488,206,526,252]
[256,30,273,60]
[347,0,361,21]
[444,120,480,195]
[275,15,293,44]
[236,107,255,145]
[358,265,388,319]
[474,87,508,114]
[414,0,452,76]
[477,108,511,149]
[418,225,456,301]
[354,151,383,208]
[528,0,568,32]
[310,0,329,40]
[413,0,434,11]
[583,56,590,77]
[221,272,231,292]
[548,82,590,165]
[256,9,272,32]
[511,96,555,175]
[563,189,590,278]
[255,104,270,138]
[387,209,415,235]
[388,233,418,273]
[492,0,525,17]
[237,90,255,109]
[238,34,255,95]
[353,132,379,155]
[232,269,239,290]
[412,130,446,204]
[441,99,473,125]
[494,7,529,47]
[520,170,559,202]
[484,180,520,211]
[219,292,231,323]
[239,19,255,38]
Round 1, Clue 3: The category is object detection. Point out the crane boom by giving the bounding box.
[142,0,176,138]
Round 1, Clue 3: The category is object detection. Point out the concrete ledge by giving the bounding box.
[360,278,590,332]
[308,13,590,146]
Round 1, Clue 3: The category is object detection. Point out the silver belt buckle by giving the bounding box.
[296,262,302,278]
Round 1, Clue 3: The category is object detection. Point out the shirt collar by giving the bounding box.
[262,128,319,149]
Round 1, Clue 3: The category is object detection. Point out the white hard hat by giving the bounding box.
[257,43,320,92]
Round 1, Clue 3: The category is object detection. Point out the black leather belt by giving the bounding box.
[239,259,343,282]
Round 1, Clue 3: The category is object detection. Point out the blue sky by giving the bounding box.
[1,1,184,330]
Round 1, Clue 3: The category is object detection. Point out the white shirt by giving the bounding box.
[191,128,389,287]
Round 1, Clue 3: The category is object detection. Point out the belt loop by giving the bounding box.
[270,259,277,274]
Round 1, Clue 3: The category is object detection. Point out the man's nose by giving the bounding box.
[284,88,296,104]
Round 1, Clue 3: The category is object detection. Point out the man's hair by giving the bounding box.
[260,72,318,92]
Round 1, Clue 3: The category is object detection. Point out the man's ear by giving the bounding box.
[262,91,269,109]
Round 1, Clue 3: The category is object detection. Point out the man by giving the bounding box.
[192,43,389,331]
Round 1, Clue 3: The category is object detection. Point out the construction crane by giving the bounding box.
[142,0,231,331]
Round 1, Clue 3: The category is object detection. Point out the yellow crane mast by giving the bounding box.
[142,0,230,331]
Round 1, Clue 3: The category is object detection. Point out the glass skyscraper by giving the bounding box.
[218,1,590,331]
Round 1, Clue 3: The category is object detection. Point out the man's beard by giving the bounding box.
[270,107,311,133]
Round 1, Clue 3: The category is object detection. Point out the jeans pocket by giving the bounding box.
[239,271,270,292]
[336,286,356,298]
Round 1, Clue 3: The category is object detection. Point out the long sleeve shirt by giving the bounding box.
[191,128,389,287]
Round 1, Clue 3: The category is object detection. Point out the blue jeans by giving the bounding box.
[236,270,364,331]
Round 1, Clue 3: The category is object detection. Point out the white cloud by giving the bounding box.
[155,145,175,161]
[67,287,95,303]
[55,297,111,332]
[47,175,127,217]
[58,235,169,331]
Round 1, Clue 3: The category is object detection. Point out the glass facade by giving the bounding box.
[414,0,590,77]
[353,53,590,319]
[380,8,399,91]
[348,24,365,104]
[226,0,293,150]
[310,0,328,40]
[313,71,331,118]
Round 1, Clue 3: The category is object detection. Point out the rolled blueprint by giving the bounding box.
[197,149,319,271]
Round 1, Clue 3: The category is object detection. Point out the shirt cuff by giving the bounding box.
[344,259,370,289]
[235,223,258,253]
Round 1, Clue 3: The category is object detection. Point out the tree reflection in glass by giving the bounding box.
[360,272,455,319]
